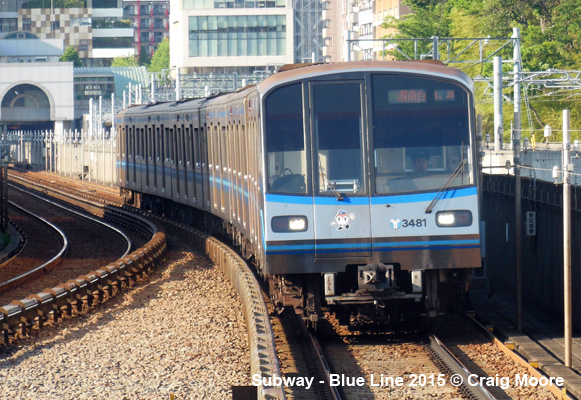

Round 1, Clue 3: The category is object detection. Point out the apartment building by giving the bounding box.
[322,0,409,62]
[123,0,169,57]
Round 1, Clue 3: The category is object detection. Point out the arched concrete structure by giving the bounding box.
[1,83,52,122]
[0,62,74,133]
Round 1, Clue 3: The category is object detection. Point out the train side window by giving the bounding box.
[264,83,307,194]
[171,127,176,164]
[140,128,145,159]
[133,127,138,159]
[181,124,187,167]
[155,127,160,161]
[148,127,153,160]
[122,126,128,157]
[175,125,181,165]
[193,127,199,167]
[185,125,192,166]
[165,127,170,162]
[129,126,135,159]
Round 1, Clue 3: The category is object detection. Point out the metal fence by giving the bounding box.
[4,130,117,187]
[482,174,581,330]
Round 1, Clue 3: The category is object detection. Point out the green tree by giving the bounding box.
[111,55,138,67]
[59,46,82,67]
[383,0,452,60]
[548,0,581,67]
[149,38,170,72]
[138,51,151,68]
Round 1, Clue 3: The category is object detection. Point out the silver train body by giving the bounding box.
[117,61,482,325]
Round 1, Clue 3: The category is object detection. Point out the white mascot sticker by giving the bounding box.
[331,210,356,231]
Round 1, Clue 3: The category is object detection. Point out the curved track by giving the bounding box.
[0,184,131,302]
[0,177,166,346]
[0,200,68,293]
[1,172,282,399]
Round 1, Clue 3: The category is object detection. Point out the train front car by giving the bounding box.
[261,61,481,327]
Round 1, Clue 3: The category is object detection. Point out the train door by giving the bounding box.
[120,125,128,186]
[209,124,220,213]
[200,124,211,211]
[155,125,162,193]
[240,123,248,231]
[145,126,152,192]
[171,125,179,199]
[227,122,236,223]
[134,127,142,191]
[129,125,136,187]
[309,81,371,258]
[219,125,228,217]
[193,125,202,206]
[177,124,188,202]
[186,123,196,204]
[162,126,171,197]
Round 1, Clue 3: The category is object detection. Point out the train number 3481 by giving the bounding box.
[402,218,427,228]
[389,218,427,230]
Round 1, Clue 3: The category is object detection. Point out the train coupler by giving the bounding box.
[358,263,395,292]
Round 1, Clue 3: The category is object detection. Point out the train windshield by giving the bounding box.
[371,74,473,194]
[264,83,308,194]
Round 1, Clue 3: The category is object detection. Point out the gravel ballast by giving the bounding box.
[0,239,250,399]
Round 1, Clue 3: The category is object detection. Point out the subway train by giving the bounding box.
[117,61,482,327]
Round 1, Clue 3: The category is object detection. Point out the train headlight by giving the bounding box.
[436,210,472,227]
[271,216,308,232]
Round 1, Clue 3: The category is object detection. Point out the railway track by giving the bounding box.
[276,313,470,400]
[0,184,133,298]
[276,311,563,400]
[1,171,283,399]
[0,199,68,294]
[0,178,166,346]
[2,171,563,400]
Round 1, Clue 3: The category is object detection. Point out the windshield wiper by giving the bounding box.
[425,160,466,214]
[318,154,344,201]
[326,180,344,201]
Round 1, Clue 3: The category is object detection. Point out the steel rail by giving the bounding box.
[307,330,344,400]
[1,182,166,346]
[8,183,132,257]
[464,313,573,400]
[0,200,68,293]
[429,334,497,400]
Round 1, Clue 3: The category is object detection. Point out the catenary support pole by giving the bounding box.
[514,125,522,332]
[563,109,572,368]
[493,56,503,151]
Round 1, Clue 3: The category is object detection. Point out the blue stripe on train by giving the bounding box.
[265,187,477,205]
[266,239,480,254]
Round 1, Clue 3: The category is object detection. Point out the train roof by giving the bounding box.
[118,61,473,118]
[119,85,251,117]
[257,60,473,95]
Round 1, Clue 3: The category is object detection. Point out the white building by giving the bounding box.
[170,0,294,74]
[322,0,410,62]
[0,62,74,134]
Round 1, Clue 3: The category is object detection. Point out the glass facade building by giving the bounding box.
[171,0,293,73]
[188,14,286,57]
[182,0,286,8]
